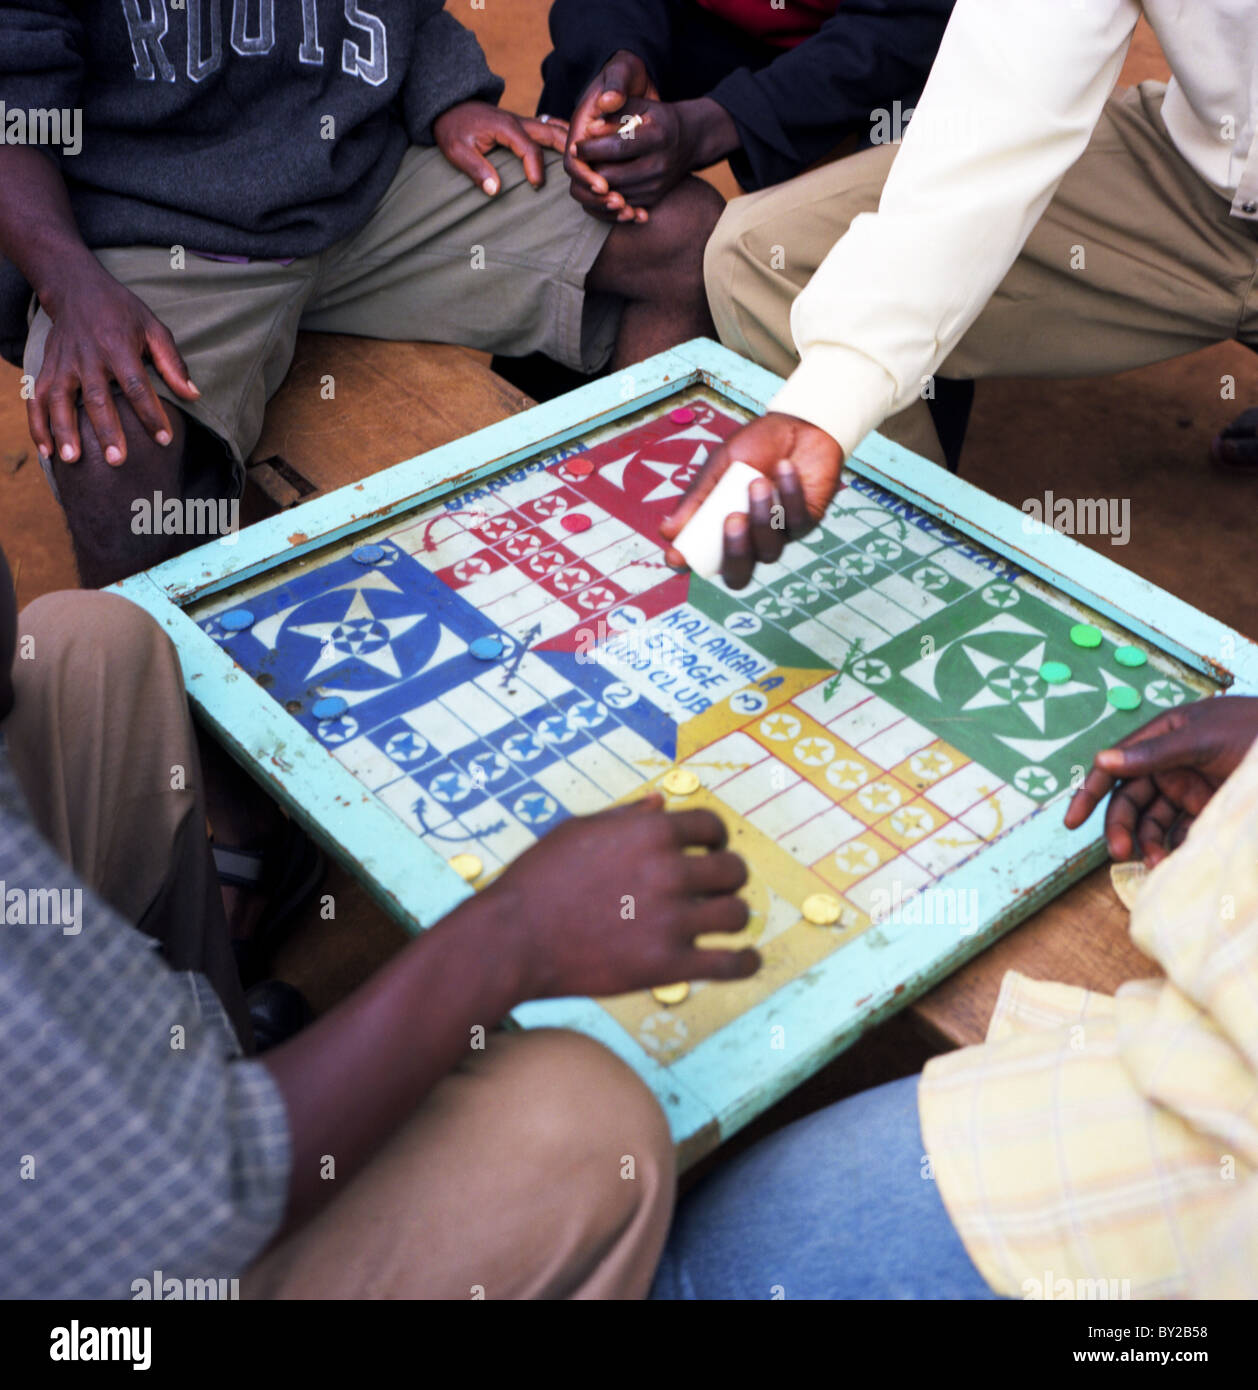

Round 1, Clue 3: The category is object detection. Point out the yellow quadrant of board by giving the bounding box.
[594,776,872,1065]
[593,664,991,1064]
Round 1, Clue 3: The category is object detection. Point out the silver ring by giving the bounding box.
[539,114,552,124]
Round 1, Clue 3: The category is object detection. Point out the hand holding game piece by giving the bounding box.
[574,94,735,215]
[1063,695,1258,865]
[670,461,772,580]
[433,101,568,196]
[564,50,659,223]
[661,411,844,588]
[484,794,759,1001]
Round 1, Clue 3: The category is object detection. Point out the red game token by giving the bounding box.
[669,407,696,425]
[561,513,592,533]
[563,457,594,478]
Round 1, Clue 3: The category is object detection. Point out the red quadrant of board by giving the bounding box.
[434,399,744,655]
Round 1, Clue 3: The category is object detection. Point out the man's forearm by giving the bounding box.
[260,890,528,1233]
[0,147,100,312]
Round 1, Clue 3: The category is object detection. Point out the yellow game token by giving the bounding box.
[652,981,690,1006]
[802,893,843,926]
[661,768,700,796]
[449,853,483,883]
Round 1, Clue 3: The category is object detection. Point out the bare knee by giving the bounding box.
[643,176,727,290]
[598,176,726,306]
[51,400,193,588]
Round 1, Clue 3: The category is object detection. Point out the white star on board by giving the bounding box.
[960,640,1096,732]
[290,589,422,681]
[637,447,709,503]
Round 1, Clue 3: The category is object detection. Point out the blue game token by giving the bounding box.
[312,696,348,720]
[219,609,254,632]
[353,543,386,565]
[470,636,505,661]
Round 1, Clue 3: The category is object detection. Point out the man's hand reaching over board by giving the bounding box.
[1064,696,1258,865]
[660,411,844,587]
[485,794,759,1000]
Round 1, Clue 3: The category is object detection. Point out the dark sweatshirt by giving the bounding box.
[0,0,505,362]
[542,0,954,193]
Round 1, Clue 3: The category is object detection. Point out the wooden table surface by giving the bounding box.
[912,861,1160,1047]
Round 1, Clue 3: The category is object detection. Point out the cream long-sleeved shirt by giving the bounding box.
[771,0,1258,457]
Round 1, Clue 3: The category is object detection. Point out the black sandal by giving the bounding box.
[213,817,327,984]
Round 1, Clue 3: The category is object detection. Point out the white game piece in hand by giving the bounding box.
[673,460,774,579]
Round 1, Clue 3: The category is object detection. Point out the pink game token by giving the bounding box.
[563,457,594,478]
[561,513,592,534]
[669,407,696,425]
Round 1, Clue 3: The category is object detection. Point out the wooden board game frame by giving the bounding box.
[111,338,1258,1166]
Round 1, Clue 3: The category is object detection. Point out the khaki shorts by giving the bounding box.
[705,82,1258,463]
[25,145,618,496]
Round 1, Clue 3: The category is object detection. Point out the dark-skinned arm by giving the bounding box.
[1063,697,1258,865]
[262,797,757,1234]
[0,147,94,323]
[0,2,195,463]
[0,147,199,466]
[569,0,954,211]
[259,891,526,1233]
[544,0,680,222]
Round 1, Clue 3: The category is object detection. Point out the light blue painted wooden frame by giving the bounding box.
[111,338,1258,1164]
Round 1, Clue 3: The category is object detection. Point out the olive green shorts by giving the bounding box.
[25,145,618,497]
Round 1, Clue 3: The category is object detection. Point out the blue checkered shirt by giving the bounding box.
[0,735,291,1298]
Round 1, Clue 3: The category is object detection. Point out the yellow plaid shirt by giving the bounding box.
[919,738,1258,1299]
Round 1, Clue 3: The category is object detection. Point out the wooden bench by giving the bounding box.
[245,333,534,509]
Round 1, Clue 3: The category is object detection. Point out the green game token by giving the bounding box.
[1070,623,1103,649]
[1114,645,1147,668]
[1039,661,1072,684]
[1107,686,1141,711]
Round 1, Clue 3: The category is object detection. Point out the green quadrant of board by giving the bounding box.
[859,586,1199,796]
[686,475,1202,802]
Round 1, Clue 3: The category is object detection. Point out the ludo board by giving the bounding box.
[114,340,1255,1164]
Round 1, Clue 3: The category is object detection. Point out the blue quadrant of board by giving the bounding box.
[202,541,679,838]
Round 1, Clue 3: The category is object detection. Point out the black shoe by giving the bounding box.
[246,980,314,1054]
[215,819,327,988]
